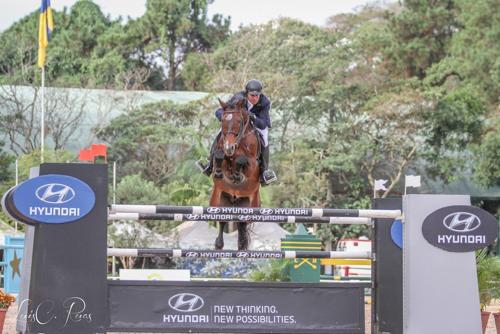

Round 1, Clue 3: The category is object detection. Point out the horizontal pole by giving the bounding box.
[111,204,401,219]
[107,248,372,260]
[108,212,372,224]
[320,259,372,266]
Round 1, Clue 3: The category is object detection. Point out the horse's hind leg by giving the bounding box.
[215,221,226,250]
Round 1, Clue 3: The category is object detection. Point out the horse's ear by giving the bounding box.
[218,98,227,109]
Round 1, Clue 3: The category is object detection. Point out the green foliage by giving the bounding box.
[16,149,75,182]
[426,88,486,149]
[115,174,168,205]
[108,221,156,248]
[0,141,14,183]
[473,117,500,188]
[450,0,500,104]
[249,260,291,282]
[199,259,257,279]
[385,0,459,79]
[476,249,500,310]
[423,88,488,180]
[97,98,213,186]
[181,53,211,91]
[114,174,180,235]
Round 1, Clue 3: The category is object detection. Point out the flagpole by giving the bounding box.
[41,66,45,163]
[15,159,19,234]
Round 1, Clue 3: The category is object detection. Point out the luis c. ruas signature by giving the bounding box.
[17,296,93,327]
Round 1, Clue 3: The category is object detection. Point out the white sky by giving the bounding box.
[1,0,373,32]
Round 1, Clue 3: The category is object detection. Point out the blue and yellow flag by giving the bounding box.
[37,0,54,68]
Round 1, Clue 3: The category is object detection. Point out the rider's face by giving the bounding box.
[247,92,260,105]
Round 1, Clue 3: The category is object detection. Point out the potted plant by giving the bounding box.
[0,289,16,332]
[476,249,500,333]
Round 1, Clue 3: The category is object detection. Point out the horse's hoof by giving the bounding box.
[215,238,224,250]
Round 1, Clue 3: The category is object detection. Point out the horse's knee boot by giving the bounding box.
[235,156,248,170]
[214,150,224,179]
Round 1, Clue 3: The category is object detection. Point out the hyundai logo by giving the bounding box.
[207,207,220,213]
[259,208,273,215]
[35,183,75,204]
[187,214,199,220]
[236,252,249,258]
[185,252,199,257]
[443,212,481,232]
[238,215,251,221]
[168,293,204,312]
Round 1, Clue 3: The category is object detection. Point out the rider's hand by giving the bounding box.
[249,113,256,121]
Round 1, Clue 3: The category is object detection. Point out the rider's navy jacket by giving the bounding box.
[215,91,271,130]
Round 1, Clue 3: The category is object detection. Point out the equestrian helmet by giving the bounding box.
[245,79,263,93]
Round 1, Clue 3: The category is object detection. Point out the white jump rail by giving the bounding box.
[110,204,401,219]
[108,212,372,224]
[107,248,372,260]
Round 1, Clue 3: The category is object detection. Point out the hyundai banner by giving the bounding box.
[422,205,497,252]
[108,281,367,333]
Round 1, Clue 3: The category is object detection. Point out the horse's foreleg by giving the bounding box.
[213,149,224,179]
[215,221,226,250]
[237,192,260,250]
[237,222,249,250]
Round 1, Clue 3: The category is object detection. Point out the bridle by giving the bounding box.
[221,107,251,148]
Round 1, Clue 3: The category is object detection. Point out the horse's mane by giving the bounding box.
[226,93,246,109]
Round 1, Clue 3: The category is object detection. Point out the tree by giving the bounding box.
[0,11,39,84]
[133,0,230,90]
[0,85,87,154]
[0,141,14,184]
[385,0,459,79]
[0,1,112,88]
[97,98,215,185]
[422,87,488,180]
[473,116,500,188]
[89,19,160,90]
[46,0,112,87]
[425,0,499,105]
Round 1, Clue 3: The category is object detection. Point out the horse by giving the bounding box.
[210,96,261,250]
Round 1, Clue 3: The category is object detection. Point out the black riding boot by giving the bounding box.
[260,146,277,185]
[196,135,219,177]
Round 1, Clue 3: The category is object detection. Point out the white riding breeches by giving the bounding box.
[256,127,269,147]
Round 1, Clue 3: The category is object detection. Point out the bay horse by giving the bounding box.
[211,96,261,250]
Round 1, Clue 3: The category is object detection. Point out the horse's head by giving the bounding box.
[219,96,249,157]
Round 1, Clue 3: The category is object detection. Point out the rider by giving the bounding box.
[196,79,278,185]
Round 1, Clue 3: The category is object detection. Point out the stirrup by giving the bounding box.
[262,169,277,185]
[195,160,212,176]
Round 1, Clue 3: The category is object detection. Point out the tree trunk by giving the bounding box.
[167,34,177,90]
